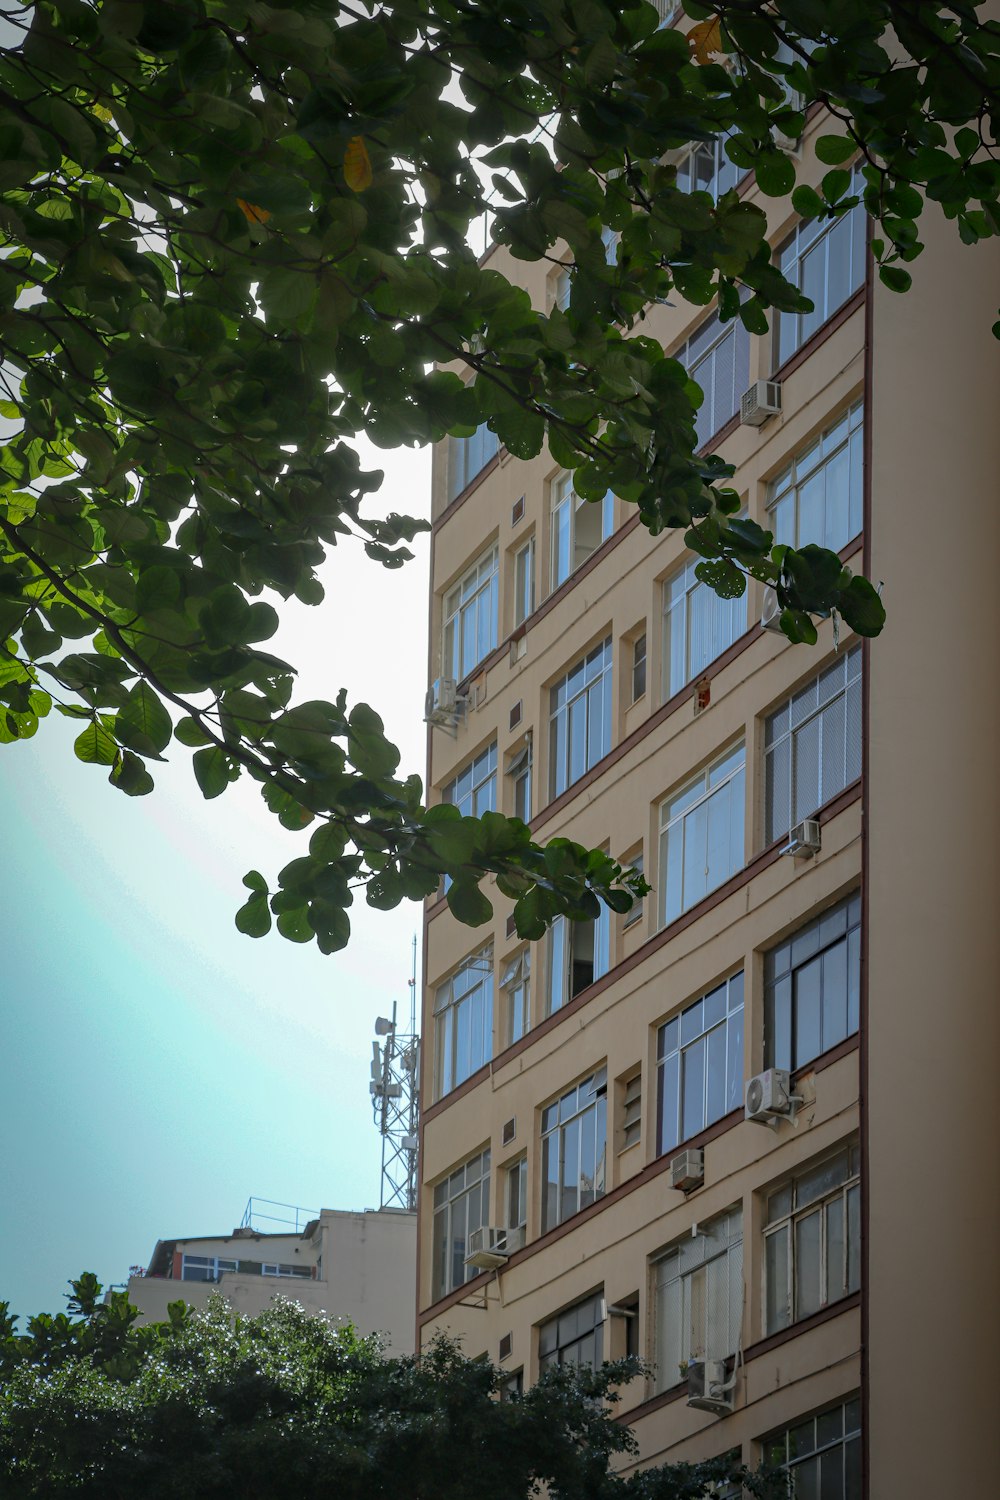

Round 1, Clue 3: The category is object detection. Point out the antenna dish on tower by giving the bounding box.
[369,936,420,1211]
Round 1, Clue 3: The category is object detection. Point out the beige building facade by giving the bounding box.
[127,1207,416,1353]
[417,94,1000,1498]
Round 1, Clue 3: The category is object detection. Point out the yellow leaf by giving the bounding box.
[237,198,271,225]
[688,16,723,64]
[344,135,373,193]
[91,103,112,123]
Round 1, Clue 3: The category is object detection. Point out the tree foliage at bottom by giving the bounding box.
[0,1279,780,1500]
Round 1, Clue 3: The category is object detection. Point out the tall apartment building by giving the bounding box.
[416,97,1000,1498]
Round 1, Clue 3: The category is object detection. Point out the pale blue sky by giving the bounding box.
[0,444,430,1320]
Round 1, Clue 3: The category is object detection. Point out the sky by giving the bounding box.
[0,441,431,1320]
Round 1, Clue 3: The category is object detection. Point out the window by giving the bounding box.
[553,264,572,312]
[622,853,644,930]
[541,1069,607,1231]
[631,632,647,701]
[547,907,610,1014]
[500,949,530,1047]
[764,1144,861,1334]
[764,645,862,845]
[549,637,613,798]
[443,546,498,683]
[448,422,499,501]
[768,401,864,553]
[764,1398,862,1499]
[653,1207,743,1392]
[676,307,750,450]
[261,1263,313,1279]
[180,1254,237,1282]
[657,972,744,1155]
[538,1291,605,1371]
[550,471,614,590]
[431,1147,491,1300]
[443,742,497,818]
[500,1369,524,1399]
[663,556,747,699]
[506,1156,527,1232]
[514,537,535,627]
[506,738,532,822]
[765,892,861,1073]
[775,170,866,366]
[659,744,745,927]
[675,133,739,202]
[434,948,493,1098]
[621,1071,642,1152]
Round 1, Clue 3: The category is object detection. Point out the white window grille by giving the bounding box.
[764,1398,862,1499]
[506,738,532,822]
[443,742,496,819]
[448,422,499,501]
[434,947,493,1098]
[500,949,531,1046]
[765,891,861,1072]
[443,545,499,683]
[657,972,744,1154]
[764,1144,861,1333]
[767,401,864,553]
[676,307,751,450]
[622,852,644,930]
[546,906,610,1016]
[549,637,613,798]
[621,1071,642,1151]
[541,1069,607,1231]
[550,471,614,590]
[675,132,739,202]
[431,1147,491,1300]
[506,1155,528,1232]
[775,167,866,366]
[538,1290,605,1371]
[662,555,747,699]
[180,1255,238,1283]
[659,743,745,926]
[764,644,862,845]
[653,1207,743,1391]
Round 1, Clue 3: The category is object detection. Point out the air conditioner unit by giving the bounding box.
[670,1147,705,1192]
[761,587,784,633]
[745,1068,793,1124]
[465,1225,525,1271]
[782,819,822,859]
[740,380,782,426]
[424,677,461,727]
[686,1359,734,1415]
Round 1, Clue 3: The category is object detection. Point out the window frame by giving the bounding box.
[549,636,613,800]
[448,422,499,502]
[431,1146,492,1301]
[631,631,647,703]
[763,644,862,846]
[513,535,535,628]
[773,167,866,368]
[764,891,862,1073]
[658,743,746,927]
[505,1154,528,1232]
[763,1396,862,1498]
[433,947,494,1099]
[766,400,864,554]
[540,1068,608,1232]
[442,544,499,683]
[500,948,531,1047]
[656,971,745,1156]
[662,553,748,700]
[538,1290,606,1372]
[675,303,751,450]
[546,906,610,1016]
[549,471,614,592]
[763,1143,861,1335]
[506,736,532,823]
[652,1206,744,1392]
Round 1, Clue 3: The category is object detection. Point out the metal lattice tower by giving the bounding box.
[370,936,420,1211]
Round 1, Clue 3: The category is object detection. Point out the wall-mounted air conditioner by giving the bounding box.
[740,380,782,427]
[465,1225,525,1270]
[782,819,821,859]
[424,677,462,727]
[670,1147,705,1192]
[761,587,784,633]
[686,1359,735,1415]
[745,1068,794,1125]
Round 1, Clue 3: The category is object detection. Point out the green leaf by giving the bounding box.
[276,905,314,943]
[192,746,234,799]
[754,150,795,198]
[815,135,857,165]
[878,265,912,293]
[109,749,155,796]
[242,869,269,894]
[173,715,212,747]
[236,892,272,937]
[116,680,172,756]
[74,720,118,765]
[445,878,493,927]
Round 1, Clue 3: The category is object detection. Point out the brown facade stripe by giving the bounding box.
[859,219,874,1500]
[742,1291,861,1365]
[433,451,501,533]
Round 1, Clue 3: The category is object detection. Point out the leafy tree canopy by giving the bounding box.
[0,0,996,948]
[0,1276,778,1499]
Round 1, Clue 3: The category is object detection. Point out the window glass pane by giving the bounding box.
[826,1195,845,1305]
[681,1034,706,1140]
[793,955,822,1069]
[795,1210,823,1318]
[658,1050,679,1154]
[766,1227,790,1332]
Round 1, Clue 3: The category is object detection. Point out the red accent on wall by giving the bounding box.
[172,1249,183,1281]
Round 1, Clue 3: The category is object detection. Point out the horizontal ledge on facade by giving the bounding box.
[773,288,866,385]
[743,1291,861,1365]
[433,452,501,532]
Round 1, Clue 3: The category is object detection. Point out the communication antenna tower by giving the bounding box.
[369,935,420,1211]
